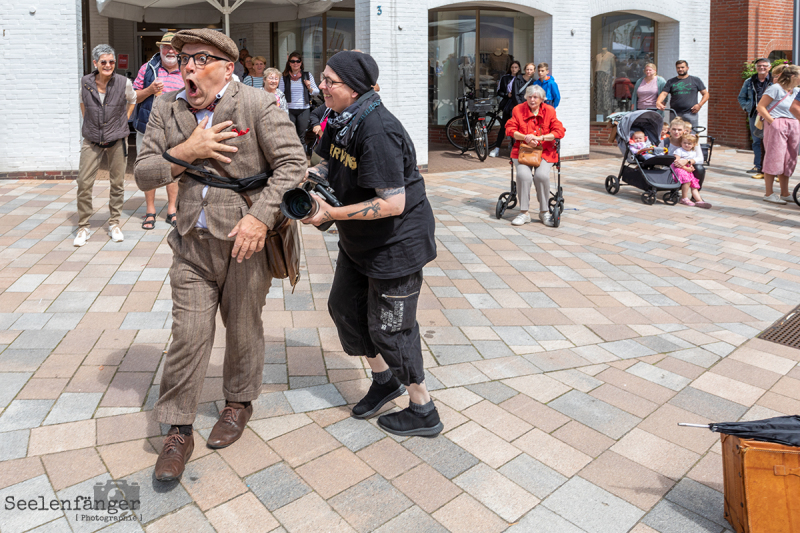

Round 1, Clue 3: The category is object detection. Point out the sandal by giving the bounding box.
[142,213,156,230]
[165,213,177,228]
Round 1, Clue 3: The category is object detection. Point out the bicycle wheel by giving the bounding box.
[474,122,488,161]
[445,117,472,152]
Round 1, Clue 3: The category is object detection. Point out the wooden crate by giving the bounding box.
[722,434,800,532]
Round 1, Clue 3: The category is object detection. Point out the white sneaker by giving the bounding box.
[780,195,794,203]
[539,212,555,227]
[73,228,90,247]
[511,213,531,226]
[763,193,787,205]
[489,148,500,158]
[108,225,124,242]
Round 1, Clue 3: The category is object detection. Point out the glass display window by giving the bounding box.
[275,16,324,80]
[591,12,656,121]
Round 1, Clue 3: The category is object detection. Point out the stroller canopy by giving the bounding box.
[615,110,664,156]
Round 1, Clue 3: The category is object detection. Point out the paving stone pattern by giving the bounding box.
[0,150,796,531]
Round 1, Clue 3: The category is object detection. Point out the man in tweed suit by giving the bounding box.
[134,28,305,481]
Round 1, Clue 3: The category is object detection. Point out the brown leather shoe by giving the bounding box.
[207,403,253,449]
[155,428,194,482]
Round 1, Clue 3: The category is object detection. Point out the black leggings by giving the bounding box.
[288,108,310,144]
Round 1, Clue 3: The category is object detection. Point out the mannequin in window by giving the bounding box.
[594,47,616,118]
[490,47,512,79]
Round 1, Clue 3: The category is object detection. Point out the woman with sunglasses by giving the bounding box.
[278,52,319,152]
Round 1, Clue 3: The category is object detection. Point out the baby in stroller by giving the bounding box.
[671,133,711,208]
[629,130,668,159]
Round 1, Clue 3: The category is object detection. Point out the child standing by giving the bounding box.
[533,63,561,108]
[672,133,711,208]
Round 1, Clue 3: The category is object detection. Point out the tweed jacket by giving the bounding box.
[134,81,306,240]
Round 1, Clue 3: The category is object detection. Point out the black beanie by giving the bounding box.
[326,51,379,95]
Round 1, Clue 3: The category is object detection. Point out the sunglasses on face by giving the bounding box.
[98,60,116,66]
[289,59,302,64]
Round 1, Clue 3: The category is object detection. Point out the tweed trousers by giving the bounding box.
[154,228,271,425]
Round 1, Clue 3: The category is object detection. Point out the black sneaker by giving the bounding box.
[377,407,444,438]
[746,166,761,174]
[351,376,406,419]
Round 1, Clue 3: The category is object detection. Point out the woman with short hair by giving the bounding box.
[263,67,288,112]
[243,56,267,88]
[505,84,566,227]
[631,63,666,111]
[757,64,800,204]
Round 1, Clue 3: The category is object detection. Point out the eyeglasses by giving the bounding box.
[289,59,302,64]
[177,52,230,68]
[98,60,116,66]
[319,74,345,87]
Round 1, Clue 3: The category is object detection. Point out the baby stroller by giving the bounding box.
[495,139,564,227]
[605,109,681,205]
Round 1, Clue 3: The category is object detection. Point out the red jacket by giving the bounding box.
[505,102,566,163]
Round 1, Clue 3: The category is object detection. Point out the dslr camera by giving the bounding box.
[280,170,342,232]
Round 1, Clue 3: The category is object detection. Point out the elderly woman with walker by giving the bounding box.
[504,85,566,227]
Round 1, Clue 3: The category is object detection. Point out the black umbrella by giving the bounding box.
[679,415,800,447]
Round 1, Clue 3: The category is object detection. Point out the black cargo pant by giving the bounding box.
[328,251,425,386]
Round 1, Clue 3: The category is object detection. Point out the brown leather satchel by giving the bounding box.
[240,193,301,293]
[518,143,543,168]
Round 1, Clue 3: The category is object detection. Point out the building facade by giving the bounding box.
[708,0,796,149]
[0,0,711,174]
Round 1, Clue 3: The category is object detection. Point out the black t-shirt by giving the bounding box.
[663,75,706,114]
[315,104,437,279]
[752,77,771,116]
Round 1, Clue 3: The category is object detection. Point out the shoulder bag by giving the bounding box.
[755,89,793,130]
[518,143,543,167]
[162,151,301,292]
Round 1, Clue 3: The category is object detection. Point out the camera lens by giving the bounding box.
[281,188,316,220]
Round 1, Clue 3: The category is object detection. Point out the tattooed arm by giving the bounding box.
[301,186,406,227]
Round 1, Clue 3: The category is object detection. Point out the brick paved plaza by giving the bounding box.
[1,149,799,532]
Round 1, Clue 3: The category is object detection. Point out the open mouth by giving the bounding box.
[186,79,199,97]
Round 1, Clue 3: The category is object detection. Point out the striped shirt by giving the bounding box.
[132,63,184,93]
[279,73,319,110]
[243,76,265,89]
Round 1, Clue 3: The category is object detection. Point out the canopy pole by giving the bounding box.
[224,0,230,36]
[203,0,248,37]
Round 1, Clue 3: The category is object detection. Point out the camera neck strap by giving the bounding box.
[161,151,272,194]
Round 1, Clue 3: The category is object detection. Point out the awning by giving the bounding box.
[96,0,339,34]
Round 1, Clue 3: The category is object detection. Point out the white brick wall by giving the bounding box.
[0,0,710,173]
[0,0,83,172]
[362,0,710,160]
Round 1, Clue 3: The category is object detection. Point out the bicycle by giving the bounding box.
[445,81,500,162]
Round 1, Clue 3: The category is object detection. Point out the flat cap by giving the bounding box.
[171,29,238,63]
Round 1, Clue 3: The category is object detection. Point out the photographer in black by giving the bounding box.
[301,51,441,438]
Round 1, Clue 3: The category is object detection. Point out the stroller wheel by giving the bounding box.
[496,192,511,219]
[552,203,561,228]
[605,175,620,195]
[507,196,517,210]
[793,182,800,207]
[642,191,656,205]
[663,191,680,206]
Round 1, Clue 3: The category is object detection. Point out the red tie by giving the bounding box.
[189,99,219,115]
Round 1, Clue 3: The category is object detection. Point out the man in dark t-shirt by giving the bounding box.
[302,51,442,438]
[656,59,709,130]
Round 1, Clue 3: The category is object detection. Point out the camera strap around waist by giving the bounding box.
[161,151,272,193]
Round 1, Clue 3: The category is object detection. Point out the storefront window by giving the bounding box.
[326,10,355,59]
[275,16,323,80]
[429,11,476,126]
[591,13,656,121]
[429,9,534,126]
[479,11,534,98]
